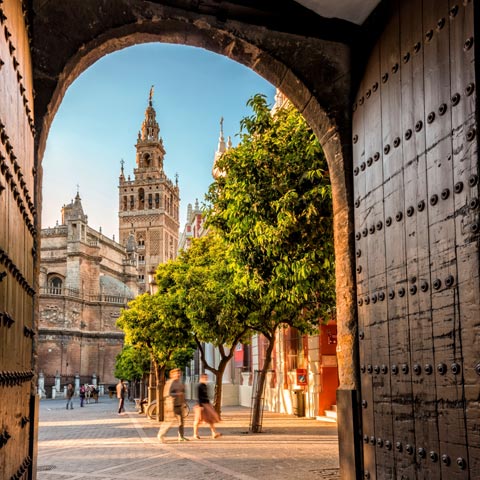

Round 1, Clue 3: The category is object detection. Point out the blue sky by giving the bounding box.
[42,43,275,240]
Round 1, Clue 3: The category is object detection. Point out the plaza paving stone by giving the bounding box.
[37,396,339,480]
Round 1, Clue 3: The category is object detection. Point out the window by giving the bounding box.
[48,276,63,295]
[286,328,306,370]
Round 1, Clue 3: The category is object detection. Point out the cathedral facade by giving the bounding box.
[118,89,180,293]
[38,193,138,391]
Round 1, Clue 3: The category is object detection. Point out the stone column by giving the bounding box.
[205,344,215,381]
[55,373,61,393]
[38,372,45,399]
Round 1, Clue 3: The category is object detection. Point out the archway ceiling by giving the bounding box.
[294,0,381,25]
[32,0,384,158]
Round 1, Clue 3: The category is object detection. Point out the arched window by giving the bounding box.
[138,188,145,210]
[48,276,63,295]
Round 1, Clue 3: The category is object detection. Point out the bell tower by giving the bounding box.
[118,87,180,293]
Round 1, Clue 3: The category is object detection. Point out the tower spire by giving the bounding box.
[212,117,227,179]
[216,117,226,157]
[139,86,160,142]
[119,159,125,180]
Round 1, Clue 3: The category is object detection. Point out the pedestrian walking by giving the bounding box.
[65,383,74,410]
[116,379,127,415]
[79,384,86,407]
[157,368,188,442]
[193,373,221,439]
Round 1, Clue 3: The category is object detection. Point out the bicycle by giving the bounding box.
[146,400,190,420]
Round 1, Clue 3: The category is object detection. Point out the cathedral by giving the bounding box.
[38,192,137,391]
[37,90,180,393]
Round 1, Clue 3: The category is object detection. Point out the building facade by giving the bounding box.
[118,89,180,293]
[177,199,205,252]
[38,192,138,392]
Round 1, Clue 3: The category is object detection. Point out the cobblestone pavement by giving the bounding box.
[37,396,339,480]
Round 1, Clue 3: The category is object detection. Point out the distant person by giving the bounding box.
[157,368,188,442]
[92,386,99,403]
[66,383,74,410]
[85,385,92,404]
[79,384,86,407]
[116,379,127,415]
[193,374,221,439]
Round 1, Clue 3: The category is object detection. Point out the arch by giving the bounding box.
[138,188,145,210]
[142,153,151,168]
[32,3,356,392]
[47,274,64,295]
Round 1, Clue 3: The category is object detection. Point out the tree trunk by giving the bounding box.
[250,333,275,433]
[153,361,166,422]
[213,358,228,415]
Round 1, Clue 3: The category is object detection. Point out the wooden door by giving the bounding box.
[0,1,37,479]
[353,1,478,478]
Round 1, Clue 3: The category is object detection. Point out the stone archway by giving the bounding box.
[32,2,358,399]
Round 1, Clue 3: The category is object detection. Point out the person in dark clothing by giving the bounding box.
[157,368,188,442]
[79,384,86,407]
[193,373,221,439]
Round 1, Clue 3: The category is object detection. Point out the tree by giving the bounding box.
[114,344,150,399]
[175,233,252,413]
[206,94,335,431]
[117,291,195,421]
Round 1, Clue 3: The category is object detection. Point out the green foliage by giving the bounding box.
[114,344,150,381]
[206,92,335,430]
[206,93,336,332]
[117,289,195,370]
[178,233,251,348]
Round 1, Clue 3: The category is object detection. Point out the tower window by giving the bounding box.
[48,276,63,295]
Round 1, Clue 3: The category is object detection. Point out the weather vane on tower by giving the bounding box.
[149,85,154,105]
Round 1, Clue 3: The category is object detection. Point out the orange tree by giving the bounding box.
[206,94,335,431]
[117,290,195,422]
[174,233,252,413]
